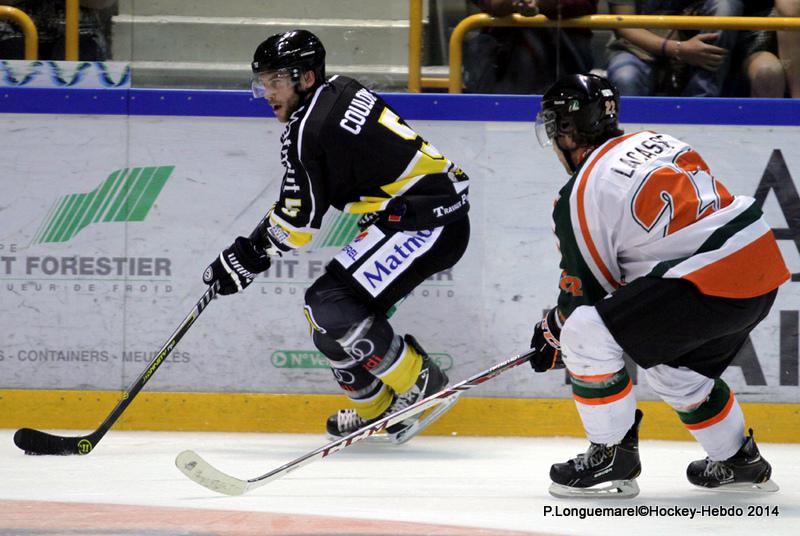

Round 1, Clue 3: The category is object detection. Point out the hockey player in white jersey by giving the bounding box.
[528,73,789,498]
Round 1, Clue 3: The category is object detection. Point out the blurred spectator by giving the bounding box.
[463,0,598,94]
[606,0,743,96]
[0,0,116,60]
[776,0,800,97]
[723,1,786,97]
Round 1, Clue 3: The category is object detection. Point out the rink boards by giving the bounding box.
[0,89,798,439]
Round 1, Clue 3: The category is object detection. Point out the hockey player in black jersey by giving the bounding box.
[202,30,470,442]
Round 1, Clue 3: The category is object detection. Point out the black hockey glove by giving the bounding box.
[529,307,565,372]
[203,236,271,295]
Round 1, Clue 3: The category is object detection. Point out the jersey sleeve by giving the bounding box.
[262,112,330,254]
[554,162,625,319]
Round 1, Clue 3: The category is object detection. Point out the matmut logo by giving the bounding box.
[33,166,174,244]
[354,228,442,296]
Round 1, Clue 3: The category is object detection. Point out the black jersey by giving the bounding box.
[261,75,469,253]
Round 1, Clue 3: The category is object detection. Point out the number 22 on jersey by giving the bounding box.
[631,149,733,237]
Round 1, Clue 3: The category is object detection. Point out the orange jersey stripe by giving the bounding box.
[575,132,641,290]
[683,231,790,298]
[573,378,633,406]
[570,372,618,382]
[685,390,735,430]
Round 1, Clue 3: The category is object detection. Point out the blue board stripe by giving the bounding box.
[1,87,798,126]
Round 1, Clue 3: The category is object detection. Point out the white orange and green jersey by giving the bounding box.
[261,75,468,254]
[553,130,789,317]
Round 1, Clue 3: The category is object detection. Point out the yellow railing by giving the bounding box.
[0,6,38,60]
[0,1,78,61]
[448,14,800,93]
[408,0,451,91]
[408,0,423,92]
[407,10,800,93]
[65,0,79,60]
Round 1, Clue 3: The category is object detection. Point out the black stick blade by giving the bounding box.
[13,428,94,456]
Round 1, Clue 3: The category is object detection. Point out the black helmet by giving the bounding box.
[536,74,622,148]
[251,29,326,86]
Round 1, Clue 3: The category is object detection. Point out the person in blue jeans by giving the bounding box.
[606,0,743,96]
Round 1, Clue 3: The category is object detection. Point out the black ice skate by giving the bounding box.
[549,409,643,499]
[382,335,457,444]
[326,334,458,444]
[686,428,779,492]
[326,408,372,438]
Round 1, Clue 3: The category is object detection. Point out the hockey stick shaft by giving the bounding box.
[14,282,219,455]
[176,348,536,495]
[267,349,535,475]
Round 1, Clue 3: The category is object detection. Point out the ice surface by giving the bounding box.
[1,429,797,535]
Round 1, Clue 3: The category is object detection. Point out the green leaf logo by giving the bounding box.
[33,166,174,244]
[313,212,361,248]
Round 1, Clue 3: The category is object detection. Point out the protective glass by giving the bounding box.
[251,70,296,98]
[535,109,557,147]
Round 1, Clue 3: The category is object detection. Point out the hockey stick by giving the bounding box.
[175,348,536,495]
[13,281,219,455]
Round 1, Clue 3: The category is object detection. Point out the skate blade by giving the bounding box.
[694,479,780,493]
[325,432,391,443]
[549,479,640,499]
[388,393,460,445]
[324,394,461,445]
[325,430,408,444]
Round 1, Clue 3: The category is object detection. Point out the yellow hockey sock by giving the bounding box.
[375,338,423,394]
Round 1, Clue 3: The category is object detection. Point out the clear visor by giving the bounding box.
[250,70,297,98]
[534,110,557,147]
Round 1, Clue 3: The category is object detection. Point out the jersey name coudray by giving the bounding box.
[261,75,466,255]
[338,88,378,135]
